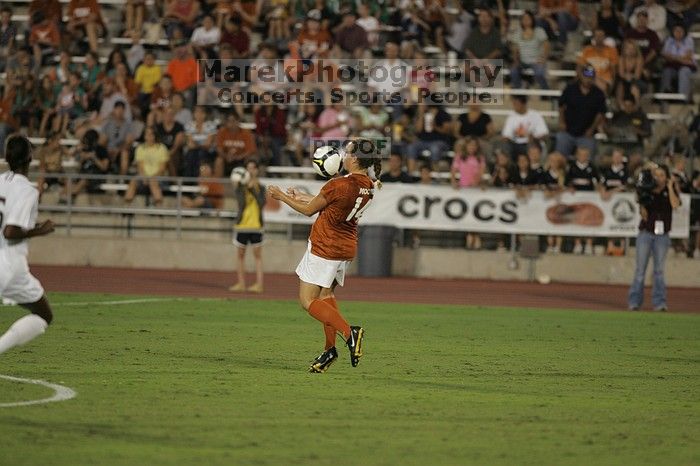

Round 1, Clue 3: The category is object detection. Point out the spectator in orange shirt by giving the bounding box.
[28,0,62,26]
[292,9,332,59]
[579,27,619,94]
[215,113,257,176]
[66,0,104,53]
[29,12,61,67]
[181,162,225,209]
[166,42,198,105]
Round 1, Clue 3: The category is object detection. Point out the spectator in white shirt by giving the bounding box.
[191,15,221,58]
[501,95,549,159]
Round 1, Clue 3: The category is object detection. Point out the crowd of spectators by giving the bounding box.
[0,0,698,255]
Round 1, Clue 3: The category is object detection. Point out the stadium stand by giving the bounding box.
[0,0,698,257]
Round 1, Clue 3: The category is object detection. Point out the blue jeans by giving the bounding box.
[628,231,670,309]
[661,66,693,101]
[554,131,597,158]
[537,12,579,44]
[510,63,549,89]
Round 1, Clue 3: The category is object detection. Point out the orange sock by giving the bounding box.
[322,296,338,350]
[308,299,351,340]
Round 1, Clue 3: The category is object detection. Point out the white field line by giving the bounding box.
[52,298,186,307]
[0,374,77,408]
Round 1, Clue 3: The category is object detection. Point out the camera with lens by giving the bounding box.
[635,168,655,208]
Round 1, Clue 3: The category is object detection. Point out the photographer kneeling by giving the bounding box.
[628,164,681,311]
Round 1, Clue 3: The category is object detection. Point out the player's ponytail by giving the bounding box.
[372,159,383,190]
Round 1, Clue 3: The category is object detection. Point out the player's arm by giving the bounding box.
[285,187,315,203]
[268,185,327,217]
[4,220,55,240]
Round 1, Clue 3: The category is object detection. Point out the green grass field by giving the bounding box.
[0,293,698,465]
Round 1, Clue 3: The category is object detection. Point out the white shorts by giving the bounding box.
[0,251,45,304]
[295,242,352,289]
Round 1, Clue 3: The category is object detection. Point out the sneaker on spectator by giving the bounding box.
[247,283,263,294]
[228,283,246,292]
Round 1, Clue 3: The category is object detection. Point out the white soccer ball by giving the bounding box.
[312,145,342,178]
[230,166,251,186]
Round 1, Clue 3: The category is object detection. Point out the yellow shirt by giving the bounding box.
[238,188,262,231]
[135,64,163,94]
[135,143,169,177]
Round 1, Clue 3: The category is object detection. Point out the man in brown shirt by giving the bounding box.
[215,113,256,176]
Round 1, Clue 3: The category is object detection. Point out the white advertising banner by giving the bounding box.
[260,178,691,238]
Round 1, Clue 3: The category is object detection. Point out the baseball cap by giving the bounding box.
[307,9,322,21]
[582,65,596,78]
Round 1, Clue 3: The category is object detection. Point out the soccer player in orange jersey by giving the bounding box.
[267,140,381,373]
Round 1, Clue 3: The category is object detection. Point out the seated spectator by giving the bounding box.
[29,12,60,68]
[406,104,453,173]
[215,113,257,176]
[537,0,579,46]
[36,75,58,137]
[454,104,495,158]
[255,105,287,166]
[366,42,407,121]
[113,62,139,106]
[28,0,62,27]
[317,102,350,139]
[95,78,132,126]
[670,154,691,194]
[166,43,198,105]
[0,7,16,73]
[105,47,128,78]
[191,15,220,59]
[491,149,515,188]
[629,0,667,41]
[451,137,485,189]
[265,0,291,41]
[65,129,110,200]
[418,162,436,185]
[592,0,623,43]
[542,151,567,253]
[510,10,550,90]
[181,162,224,209]
[555,66,606,159]
[660,24,696,102]
[616,39,646,107]
[579,27,619,94]
[171,92,192,127]
[607,96,651,157]
[292,9,332,59]
[125,126,169,205]
[624,9,661,79]
[400,7,430,45]
[164,0,201,38]
[53,71,88,135]
[124,0,145,37]
[600,148,630,255]
[464,8,502,60]
[12,76,36,132]
[101,101,137,168]
[379,153,416,183]
[36,131,65,193]
[333,8,368,56]
[566,147,598,254]
[501,95,549,160]
[66,0,104,53]
[355,101,390,139]
[155,108,185,175]
[148,75,175,126]
[135,52,163,116]
[220,17,250,58]
[126,30,145,74]
[356,3,379,47]
[183,106,217,177]
[0,86,16,156]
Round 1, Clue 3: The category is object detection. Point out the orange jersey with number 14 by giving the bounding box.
[310,174,375,261]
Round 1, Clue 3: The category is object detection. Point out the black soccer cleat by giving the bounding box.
[309,347,338,373]
[346,326,364,367]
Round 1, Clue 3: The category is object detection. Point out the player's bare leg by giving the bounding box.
[0,296,52,355]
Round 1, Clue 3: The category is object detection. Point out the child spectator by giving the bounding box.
[53,71,88,135]
[230,160,266,294]
[542,151,567,253]
[125,126,169,205]
[566,147,598,254]
[451,137,485,189]
[379,153,416,184]
[513,153,539,188]
[527,142,545,185]
[181,163,224,209]
[135,52,163,118]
